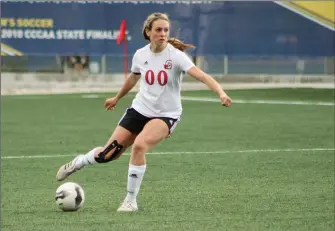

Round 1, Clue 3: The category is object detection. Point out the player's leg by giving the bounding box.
[118,118,178,212]
[56,125,137,181]
[77,125,137,167]
[56,107,147,181]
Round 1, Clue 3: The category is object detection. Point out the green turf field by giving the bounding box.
[1,89,334,231]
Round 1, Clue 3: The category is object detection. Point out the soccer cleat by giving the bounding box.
[56,155,83,181]
[117,200,138,212]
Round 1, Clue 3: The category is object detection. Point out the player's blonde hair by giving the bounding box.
[142,12,195,52]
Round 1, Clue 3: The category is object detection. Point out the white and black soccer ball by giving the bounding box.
[55,182,85,212]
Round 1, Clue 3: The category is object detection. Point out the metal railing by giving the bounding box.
[1,55,334,75]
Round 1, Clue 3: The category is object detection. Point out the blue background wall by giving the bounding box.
[1,1,334,56]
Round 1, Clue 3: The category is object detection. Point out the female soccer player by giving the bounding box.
[56,12,232,212]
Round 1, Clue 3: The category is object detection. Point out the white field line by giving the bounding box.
[181,97,335,106]
[81,95,335,106]
[7,94,335,106]
[1,148,334,160]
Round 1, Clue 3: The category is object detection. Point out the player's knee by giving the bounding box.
[131,141,148,155]
[133,135,161,154]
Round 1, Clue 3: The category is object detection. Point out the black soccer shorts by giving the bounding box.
[118,108,180,135]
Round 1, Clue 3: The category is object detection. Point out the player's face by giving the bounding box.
[148,19,169,45]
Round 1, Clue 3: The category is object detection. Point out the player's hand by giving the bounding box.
[220,92,232,107]
[104,97,119,111]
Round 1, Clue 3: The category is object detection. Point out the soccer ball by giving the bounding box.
[55,182,85,211]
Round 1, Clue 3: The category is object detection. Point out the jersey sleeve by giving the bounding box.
[177,52,195,73]
[131,51,141,74]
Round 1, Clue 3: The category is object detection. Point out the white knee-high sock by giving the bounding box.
[75,147,99,168]
[125,164,147,203]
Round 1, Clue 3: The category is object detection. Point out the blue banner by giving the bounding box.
[1,1,334,56]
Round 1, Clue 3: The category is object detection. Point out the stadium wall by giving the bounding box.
[1,1,334,56]
[1,1,334,95]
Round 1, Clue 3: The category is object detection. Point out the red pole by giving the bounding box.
[123,36,128,80]
[116,19,127,80]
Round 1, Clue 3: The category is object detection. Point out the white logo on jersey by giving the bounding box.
[169,120,174,125]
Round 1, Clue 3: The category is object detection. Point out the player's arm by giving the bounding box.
[187,66,232,107]
[105,51,142,111]
[104,73,140,110]
[115,50,142,101]
[115,72,141,101]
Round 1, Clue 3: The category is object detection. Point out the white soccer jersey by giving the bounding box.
[130,43,195,119]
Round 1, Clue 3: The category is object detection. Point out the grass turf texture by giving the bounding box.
[1,89,334,231]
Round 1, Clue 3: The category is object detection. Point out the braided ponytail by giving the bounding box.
[168,37,195,52]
